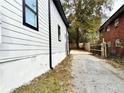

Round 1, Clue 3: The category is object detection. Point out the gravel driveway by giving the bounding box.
[70,50,124,93]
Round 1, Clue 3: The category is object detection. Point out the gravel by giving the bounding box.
[70,50,124,93]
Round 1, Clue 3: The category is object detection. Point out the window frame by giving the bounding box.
[58,25,61,42]
[107,26,110,32]
[114,18,119,27]
[115,39,122,48]
[23,0,39,31]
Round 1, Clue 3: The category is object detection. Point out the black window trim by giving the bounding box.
[58,25,61,42]
[23,0,39,31]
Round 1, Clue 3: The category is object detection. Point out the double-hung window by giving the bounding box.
[58,25,61,42]
[23,0,38,30]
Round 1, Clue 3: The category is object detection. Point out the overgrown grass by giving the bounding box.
[12,56,73,93]
[107,56,124,70]
[92,53,124,70]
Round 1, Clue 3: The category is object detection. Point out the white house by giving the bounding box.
[0,0,69,93]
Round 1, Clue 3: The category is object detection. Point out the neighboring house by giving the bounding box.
[0,0,69,93]
[99,5,124,57]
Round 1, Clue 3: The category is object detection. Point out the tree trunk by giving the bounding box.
[76,28,79,49]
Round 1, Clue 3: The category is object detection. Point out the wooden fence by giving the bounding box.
[90,42,107,57]
[90,44,101,55]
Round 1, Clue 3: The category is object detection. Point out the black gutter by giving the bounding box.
[53,0,69,27]
[66,28,70,55]
[48,0,53,69]
[52,0,70,55]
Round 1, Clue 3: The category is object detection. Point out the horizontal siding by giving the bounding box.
[0,54,50,93]
[0,0,68,92]
[0,0,2,44]
[0,0,68,63]
[0,17,1,44]
[0,0,50,62]
[51,1,67,54]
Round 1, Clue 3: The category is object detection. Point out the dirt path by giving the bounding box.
[70,50,124,93]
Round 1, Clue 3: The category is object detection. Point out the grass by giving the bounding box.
[106,57,124,70]
[91,53,124,70]
[12,56,73,93]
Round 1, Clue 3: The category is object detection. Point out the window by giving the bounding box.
[115,39,122,48]
[114,18,119,27]
[58,25,61,42]
[102,28,105,32]
[23,0,38,30]
[107,26,110,32]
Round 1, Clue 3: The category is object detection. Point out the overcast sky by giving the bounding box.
[61,0,124,16]
[61,0,124,23]
[109,0,124,16]
[101,0,124,24]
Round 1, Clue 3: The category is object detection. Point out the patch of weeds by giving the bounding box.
[107,56,124,70]
[12,56,73,93]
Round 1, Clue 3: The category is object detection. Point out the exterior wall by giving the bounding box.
[0,0,68,93]
[0,0,2,44]
[51,1,67,67]
[0,0,49,62]
[101,12,124,56]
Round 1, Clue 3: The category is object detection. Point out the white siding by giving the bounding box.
[0,0,2,44]
[0,0,68,93]
[0,0,50,92]
[51,1,67,67]
[0,55,50,93]
[0,0,49,61]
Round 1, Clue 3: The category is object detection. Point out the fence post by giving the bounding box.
[85,43,90,52]
[104,42,107,57]
[101,42,107,57]
[101,43,104,57]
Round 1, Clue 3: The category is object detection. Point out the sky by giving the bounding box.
[102,0,124,24]
[110,0,124,16]
[61,0,124,24]
[61,0,124,16]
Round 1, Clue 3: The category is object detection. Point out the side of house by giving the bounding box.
[0,0,69,93]
[51,0,69,67]
[100,5,124,57]
[0,0,2,44]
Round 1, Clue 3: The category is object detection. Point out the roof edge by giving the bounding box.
[99,4,124,32]
[52,0,69,27]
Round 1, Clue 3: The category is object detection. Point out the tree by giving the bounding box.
[62,0,113,48]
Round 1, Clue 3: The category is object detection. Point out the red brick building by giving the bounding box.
[99,5,124,57]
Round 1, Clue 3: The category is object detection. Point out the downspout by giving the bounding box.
[48,0,53,69]
[66,28,70,55]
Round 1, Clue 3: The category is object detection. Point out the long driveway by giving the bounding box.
[70,50,124,93]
